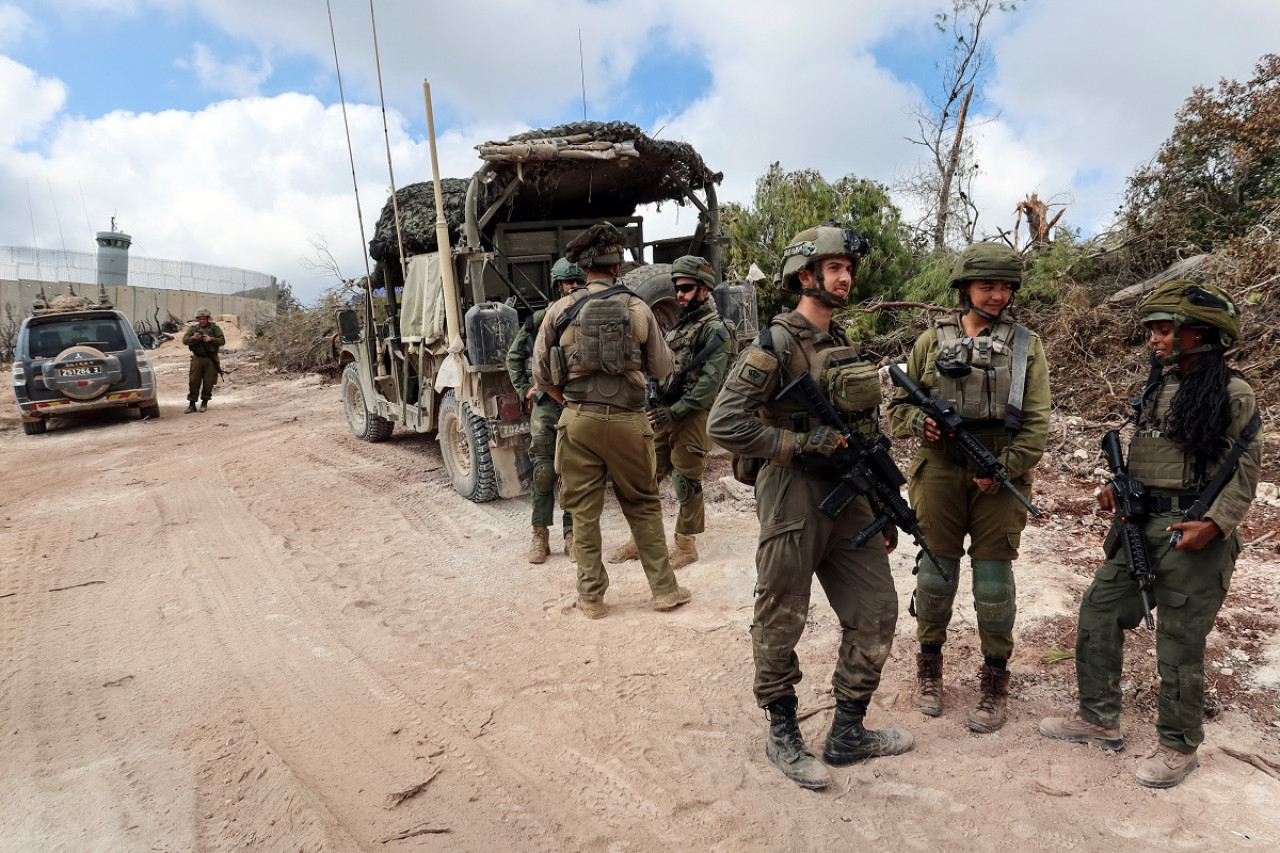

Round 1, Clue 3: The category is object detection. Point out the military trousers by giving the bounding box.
[188,355,219,403]
[1076,510,1236,753]
[908,448,1031,660]
[529,397,571,531]
[752,463,898,708]
[556,406,677,600]
[653,409,710,535]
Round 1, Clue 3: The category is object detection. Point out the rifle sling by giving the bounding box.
[1184,410,1263,521]
[661,326,728,401]
[1003,324,1031,438]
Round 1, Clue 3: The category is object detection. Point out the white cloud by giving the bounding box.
[0,3,32,48]
[0,55,66,147]
[177,43,273,98]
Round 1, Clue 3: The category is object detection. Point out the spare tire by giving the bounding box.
[41,346,123,401]
[623,263,679,333]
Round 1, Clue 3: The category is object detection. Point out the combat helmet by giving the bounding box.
[195,307,212,319]
[777,221,871,307]
[565,222,626,268]
[1140,279,1240,362]
[948,242,1023,320]
[670,255,716,290]
[550,257,585,287]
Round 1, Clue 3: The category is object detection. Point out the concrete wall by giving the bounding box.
[0,278,276,334]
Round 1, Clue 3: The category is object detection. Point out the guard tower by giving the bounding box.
[96,218,132,287]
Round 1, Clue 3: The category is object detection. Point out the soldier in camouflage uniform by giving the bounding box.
[708,223,912,790]
[1041,280,1261,789]
[886,242,1050,734]
[532,223,691,619]
[506,258,587,564]
[607,255,732,570]
[182,308,225,413]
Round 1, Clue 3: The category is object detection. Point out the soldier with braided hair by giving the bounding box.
[1040,279,1262,789]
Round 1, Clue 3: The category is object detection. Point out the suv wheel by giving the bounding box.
[22,420,48,436]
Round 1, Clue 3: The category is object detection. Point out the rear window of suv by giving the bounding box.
[29,319,130,357]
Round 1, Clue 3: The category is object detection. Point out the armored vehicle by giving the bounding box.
[11,293,159,435]
[335,121,732,503]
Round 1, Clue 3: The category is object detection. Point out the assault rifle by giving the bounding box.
[777,371,943,579]
[1101,429,1156,630]
[888,364,1044,519]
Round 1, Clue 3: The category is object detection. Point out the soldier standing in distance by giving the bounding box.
[531,222,691,619]
[506,258,587,564]
[1040,280,1261,789]
[183,308,225,413]
[607,255,732,571]
[708,223,912,790]
[886,242,1050,734]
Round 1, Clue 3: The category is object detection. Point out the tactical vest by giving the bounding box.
[760,316,880,440]
[933,317,1020,421]
[1127,373,1194,490]
[560,287,645,408]
[659,307,726,402]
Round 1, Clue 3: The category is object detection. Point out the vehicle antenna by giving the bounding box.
[579,29,587,120]
[367,0,409,289]
[325,0,375,307]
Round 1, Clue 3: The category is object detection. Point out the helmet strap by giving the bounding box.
[802,266,848,308]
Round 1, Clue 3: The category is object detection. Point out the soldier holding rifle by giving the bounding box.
[709,223,912,791]
[1040,280,1261,789]
[886,242,1050,734]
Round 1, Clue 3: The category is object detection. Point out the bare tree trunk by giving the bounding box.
[933,86,973,251]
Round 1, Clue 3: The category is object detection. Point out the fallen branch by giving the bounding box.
[1219,745,1280,781]
[48,580,106,592]
[383,768,440,809]
[379,822,451,842]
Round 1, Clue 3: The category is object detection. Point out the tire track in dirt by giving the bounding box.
[148,474,557,848]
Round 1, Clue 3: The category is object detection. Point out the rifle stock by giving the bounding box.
[888,364,1044,519]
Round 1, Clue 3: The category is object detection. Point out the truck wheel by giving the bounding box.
[622,263,680,333]
[342,363,393,442]
[438,392,499,503]
[22,420,47,436]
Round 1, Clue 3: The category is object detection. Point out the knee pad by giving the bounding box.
[972,559,1016,633]
[532,460,557,495]
[915,555,960,623]
[671,470,702,504]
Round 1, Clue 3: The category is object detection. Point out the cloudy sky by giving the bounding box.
[1,0,1276,305]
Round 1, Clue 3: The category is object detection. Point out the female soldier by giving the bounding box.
[886,242,1050,734]
[1040,280,1261,788]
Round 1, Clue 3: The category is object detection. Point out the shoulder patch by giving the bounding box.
[736,348,778,391]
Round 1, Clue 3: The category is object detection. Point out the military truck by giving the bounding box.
[335,121,739,503]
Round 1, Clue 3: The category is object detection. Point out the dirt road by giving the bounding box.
[2,333,1278,852]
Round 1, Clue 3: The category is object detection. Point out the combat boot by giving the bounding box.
[563,530,575,563]
[1038,713,1124,751]
[1135,745,1198,788]
[668,534,699,570]
[526,526,550,564]
[200,400,208,412]
[651,586,692,611]
[912,652,943,717]
[823,699,914,766]
[606,537,639,563]
[966,664,1010,733]
[184,402,197,414]
[763,696,830,789]
[575,594,607,620]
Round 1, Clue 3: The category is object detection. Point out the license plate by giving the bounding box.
[58,365,102,377]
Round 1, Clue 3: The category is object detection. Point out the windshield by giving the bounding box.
[29,318,129,358]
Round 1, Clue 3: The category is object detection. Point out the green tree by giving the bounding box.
[1121,53,1280,274]
[723,163,919,331]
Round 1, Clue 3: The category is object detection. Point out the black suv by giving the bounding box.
[11,302,159,435]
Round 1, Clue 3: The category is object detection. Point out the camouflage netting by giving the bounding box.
[368,122,721,264]
[368,178,470,264]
